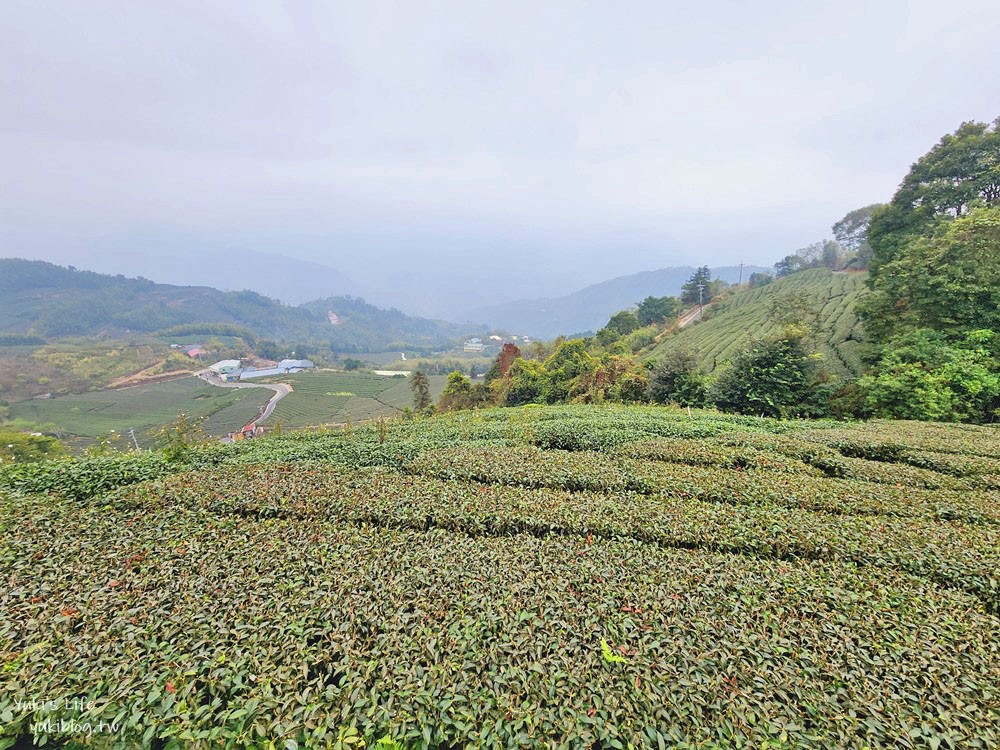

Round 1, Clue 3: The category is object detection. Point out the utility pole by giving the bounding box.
[738,261,744,287]
[697,283,705,320]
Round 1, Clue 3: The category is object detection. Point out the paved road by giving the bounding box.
[678,304,710,328]
[195,370,291,426]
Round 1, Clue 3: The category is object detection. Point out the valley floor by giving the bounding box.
[1,405,998,747]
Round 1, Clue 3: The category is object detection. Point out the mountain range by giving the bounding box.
[0,258,480,353]
[32,248,355,306]
[467,265,769,339]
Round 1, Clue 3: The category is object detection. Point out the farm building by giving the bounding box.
[230,422,265,441]
[238,359,314,381]
[209,359,242,375]
[278,359,314,370]
[463,338,485,352]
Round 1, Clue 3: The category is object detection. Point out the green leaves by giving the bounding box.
[2,406,1000,747]
[600,640,627,664]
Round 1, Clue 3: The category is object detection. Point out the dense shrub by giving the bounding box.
[711,327,829,418]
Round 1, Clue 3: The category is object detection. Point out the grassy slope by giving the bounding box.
[1,405,998,747]
[644,268,868,377]
[8,377,270,447]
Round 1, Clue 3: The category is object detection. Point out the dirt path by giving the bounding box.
[107,365,195,389]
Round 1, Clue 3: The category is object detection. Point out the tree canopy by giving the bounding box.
[859,204,1000,340]
[680,267,712,305]
[832,204,882,253]
[867,119,1000,277]
[636,295,679,326]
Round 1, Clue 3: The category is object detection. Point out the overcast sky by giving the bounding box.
[2,1,999,313]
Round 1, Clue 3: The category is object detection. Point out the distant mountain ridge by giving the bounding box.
[0,258,480,353]
[36,248,355,306]
[467,265,769,338]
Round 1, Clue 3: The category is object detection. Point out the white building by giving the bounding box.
[238,359,314,381]
[209,359,242,375]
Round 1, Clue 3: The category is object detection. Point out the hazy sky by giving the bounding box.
[3,1,999,312]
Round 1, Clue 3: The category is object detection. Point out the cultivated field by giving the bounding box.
[646,269,868,377]
[1,405,998,747]
[8,377,270,447]
[0,338,187,403]
[261,371,447,428]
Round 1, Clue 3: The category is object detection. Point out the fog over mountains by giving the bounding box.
[25,244,770,337]
[468,265,769,338]
[43,248,355,307]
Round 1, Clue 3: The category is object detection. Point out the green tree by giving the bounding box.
[748,272,773,289]
[620,325,658,353]
[821,240,844,270]
[648,349,706,407]
[774,254,800,278]
[832,203,882,259]
[867,118,1000,278]
[438,370,492,411]
[409,369,432,411]
[571,354,649,404]
[857,329,999,422]
[438,370,473,411]
[681,266,712,305]
[859,204,1000,340]
[711,327,827,418]
[502,359,549,406]
[775,240,842,275]
[596,310,640,347]
[606,310,640,335]
[636,295,679,326]
[543,339,595,402]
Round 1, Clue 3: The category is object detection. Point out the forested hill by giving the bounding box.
[643,268,868,378]
[468,264,769,338]
[0,258,480,352]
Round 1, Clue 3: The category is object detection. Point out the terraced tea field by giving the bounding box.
[646,268,868,377]
[7,376,270,447]
[259,371,447,428]
[1,405,998,747]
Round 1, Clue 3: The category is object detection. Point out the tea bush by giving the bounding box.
[2,405,999,747]
[2,495,998,748]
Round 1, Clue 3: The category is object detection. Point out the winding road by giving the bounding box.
[195,370,291,427]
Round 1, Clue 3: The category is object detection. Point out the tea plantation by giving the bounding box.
[644,269,868,377]
[258,372,447,429]
[1,405,998,748]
